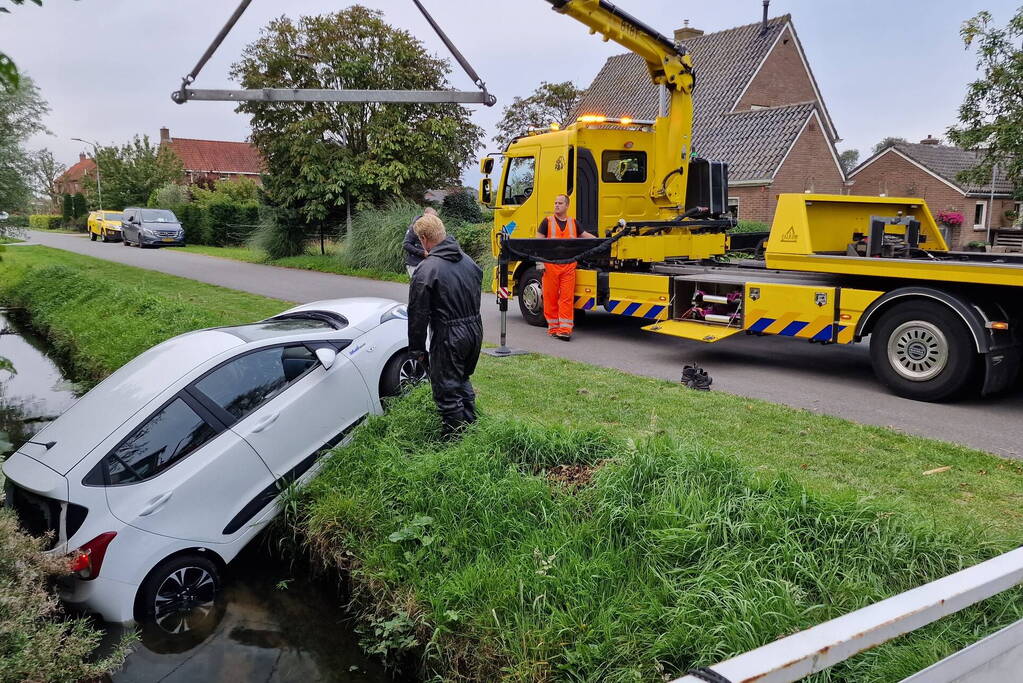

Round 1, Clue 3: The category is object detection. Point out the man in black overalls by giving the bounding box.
[407,213,483,437]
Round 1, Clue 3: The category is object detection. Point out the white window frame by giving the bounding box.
[727,196,740,218]
[1013,201,1022,226]
[973,201,987,230]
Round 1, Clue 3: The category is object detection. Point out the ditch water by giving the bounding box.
[0,310,403,683]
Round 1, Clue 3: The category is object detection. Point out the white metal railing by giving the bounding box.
[671,547,1023,683]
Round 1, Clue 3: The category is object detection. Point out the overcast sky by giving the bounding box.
[3,0,1019,181]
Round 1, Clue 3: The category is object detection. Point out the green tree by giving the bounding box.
[191,177,261,206]
[30,148,64,212]
[948,8,1023,189]
[230,6,483,229]
[84,135,184,209]
[442,187,484,223]
[871,137,908,157]
[493,80,583,149]
[147,182,191,208]
[0,0,43,91]
[838,149,860,175]
[0,75,47,211]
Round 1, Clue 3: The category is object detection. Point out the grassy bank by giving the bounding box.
[3,245,1023,680]
[296,392,1023,680]
[0,246,288,382]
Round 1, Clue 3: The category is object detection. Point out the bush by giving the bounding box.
[341,199,421,274]
[175,203,207,244]
[0,509,129,681]
[450,222,492,265]
[148,182,191,208]
[204,198,241,247]
[3,214,29,227]
[730,220,770,233]
[249,205,307,259]
[441,187,484,224]
[28,214,62,230]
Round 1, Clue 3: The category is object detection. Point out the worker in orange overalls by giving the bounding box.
[536,194,594,341]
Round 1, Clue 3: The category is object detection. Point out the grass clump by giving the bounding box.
[295,390,1023,681]
[341,198,421,274]
[0,510,130,681]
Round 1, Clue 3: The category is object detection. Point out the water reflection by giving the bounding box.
[107,544,404,683]
[0,310,79,453]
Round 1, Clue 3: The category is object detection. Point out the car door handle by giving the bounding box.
[139,492,173,517]
[250,412,279,433]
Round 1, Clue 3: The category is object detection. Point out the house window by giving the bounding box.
[973,201,987,230]
[1013,202,1022,226]
[727,197,739,218]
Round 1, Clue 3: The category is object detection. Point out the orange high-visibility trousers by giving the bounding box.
[542,262,576,336]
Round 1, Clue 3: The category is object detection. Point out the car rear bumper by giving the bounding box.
[59,574,139,624]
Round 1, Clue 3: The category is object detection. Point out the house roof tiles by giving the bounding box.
[889,142,1014,196]
[574,15,831,183]
[162,137,263,175]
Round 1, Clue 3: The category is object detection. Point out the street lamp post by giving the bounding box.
[71,137,102,210]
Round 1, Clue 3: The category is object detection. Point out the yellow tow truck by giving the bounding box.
[480,0,1023,402]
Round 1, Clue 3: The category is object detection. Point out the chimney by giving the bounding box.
[761,0,770,35]
[79,153,87,162]
[160,126,170,143]
[920,134,940,145]
[674,20,704,43]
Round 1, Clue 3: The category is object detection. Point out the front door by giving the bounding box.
[193,343,373,479]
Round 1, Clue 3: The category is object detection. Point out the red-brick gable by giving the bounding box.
[56,154,97,194]
[161,138,263,176]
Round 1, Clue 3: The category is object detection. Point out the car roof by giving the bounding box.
[278,297,402,333]
[25,329,243,475]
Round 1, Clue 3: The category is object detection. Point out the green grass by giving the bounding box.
[0,246,290,381]
[0,237,23,244]
[4,245,1023,680]
[295,390,1023,680]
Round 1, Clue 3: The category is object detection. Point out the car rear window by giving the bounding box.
[219,319,340,341]
[103,398,217,485]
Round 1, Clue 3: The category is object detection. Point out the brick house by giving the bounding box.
[158,127,264,187]
[55,153,97,195]
[848,137,1019,249]
[573,14,845,224]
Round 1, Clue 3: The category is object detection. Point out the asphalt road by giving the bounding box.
[18,230,1023,459]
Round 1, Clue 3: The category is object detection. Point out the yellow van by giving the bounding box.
[88,211,124,242]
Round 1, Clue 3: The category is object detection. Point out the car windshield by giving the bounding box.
[218,319,342,342]
[103,212,123,221]
[141,209,178,223]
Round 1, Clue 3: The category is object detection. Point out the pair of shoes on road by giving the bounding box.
[555,333,572,342]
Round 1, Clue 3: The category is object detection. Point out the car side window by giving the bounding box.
[501,156,535,206]
[194,345,318,421]
[103,398,217,485]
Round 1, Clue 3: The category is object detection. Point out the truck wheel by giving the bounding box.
[869,301,979,402]
[517,267,546,327]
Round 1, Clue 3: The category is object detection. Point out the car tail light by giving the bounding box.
[68,532,117,581]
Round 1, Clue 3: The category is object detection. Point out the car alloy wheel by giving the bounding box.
[152,565,218,634]
[398,356,428,391]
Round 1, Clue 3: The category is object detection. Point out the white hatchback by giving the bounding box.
[2,298,424,628]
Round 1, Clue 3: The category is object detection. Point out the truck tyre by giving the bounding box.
[517,266,546,327]
[869,301,979,402]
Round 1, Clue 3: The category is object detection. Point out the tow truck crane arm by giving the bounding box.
[545,0,695,209]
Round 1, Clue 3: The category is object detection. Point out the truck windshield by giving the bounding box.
[141,209,178,223]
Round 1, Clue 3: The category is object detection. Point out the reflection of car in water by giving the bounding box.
[2,298,426,627]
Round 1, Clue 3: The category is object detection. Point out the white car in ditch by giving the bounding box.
[2,298,424,628]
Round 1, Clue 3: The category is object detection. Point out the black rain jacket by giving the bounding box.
[407,236,483,355]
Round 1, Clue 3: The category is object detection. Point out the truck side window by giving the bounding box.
[502,156,535,206]
[601,150,647,183]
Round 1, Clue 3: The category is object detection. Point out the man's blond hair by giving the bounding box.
[414,213,446,245]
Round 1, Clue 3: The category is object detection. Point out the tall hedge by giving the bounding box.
[28,215,62,230]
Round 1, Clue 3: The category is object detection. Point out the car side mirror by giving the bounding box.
[479,178,492,206]
[315,347,337,370]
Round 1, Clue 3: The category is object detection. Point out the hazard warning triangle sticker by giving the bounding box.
[781,227,798,242]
